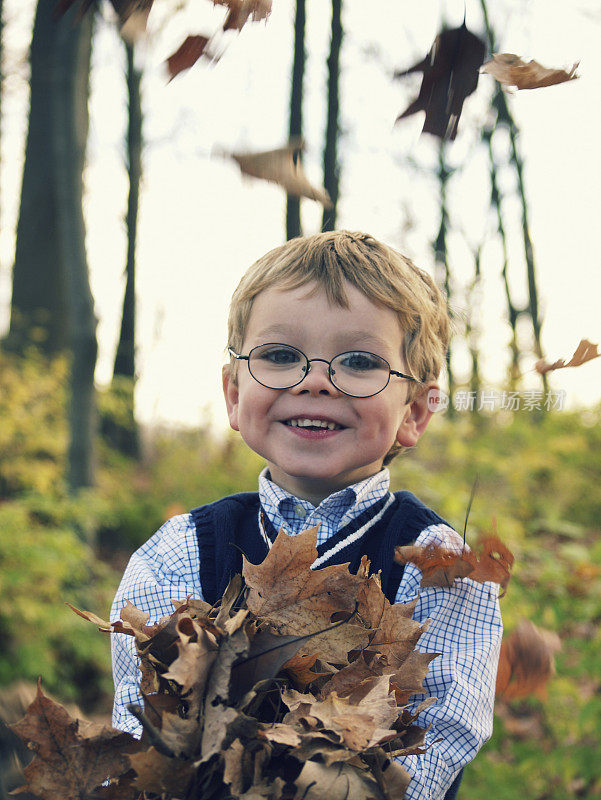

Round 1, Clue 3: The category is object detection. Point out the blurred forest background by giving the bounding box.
[1,1,600,798]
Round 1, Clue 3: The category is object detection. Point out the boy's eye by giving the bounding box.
[338,351,382,372]
[257,345,302,366]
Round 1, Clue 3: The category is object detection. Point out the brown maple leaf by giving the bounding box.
[228,140,333,207]
[395,22,487,140]
[535,338,600,375]
[495,619,561,700]
[243,528,363,636]
[357,574,425,666]
[482,53,579,90]
[10,682,140,800]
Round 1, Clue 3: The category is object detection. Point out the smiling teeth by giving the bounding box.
[287,418,340,430]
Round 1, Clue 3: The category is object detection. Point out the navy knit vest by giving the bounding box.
[190,490,449,605]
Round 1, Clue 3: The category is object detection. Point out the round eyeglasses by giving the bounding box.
[228,343,421,398]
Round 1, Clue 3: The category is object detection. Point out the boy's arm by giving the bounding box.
[110,513,203,737]
[394,523,503,800]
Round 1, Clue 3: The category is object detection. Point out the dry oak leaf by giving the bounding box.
[395,535,514,591]
[128,745,195,795]
[482,53,579,90]
[10,681,139,800]
[213,0,272,31]
[394,543,473,588]
[283,652,331,689]
[161,618,219,693]
[495,619,561,701]
[228,140,333,207]
[535,338,600,375]
[395,22,487,140]
[319,651,390,700]
[295,759,387,800]
[357,574,425,666]
[283,676,399,752]
[390,650,440,705]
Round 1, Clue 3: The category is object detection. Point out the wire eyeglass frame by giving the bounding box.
[228,343,421,398]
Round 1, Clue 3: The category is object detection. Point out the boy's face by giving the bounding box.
[223,281,435,504]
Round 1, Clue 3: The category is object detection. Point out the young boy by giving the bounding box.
[111,231,502,800]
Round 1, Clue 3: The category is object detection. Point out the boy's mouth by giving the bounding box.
[281,417,345,431]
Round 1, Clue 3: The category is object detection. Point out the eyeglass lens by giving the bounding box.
[247,344,391,397]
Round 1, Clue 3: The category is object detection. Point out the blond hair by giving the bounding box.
[227,231,450,463]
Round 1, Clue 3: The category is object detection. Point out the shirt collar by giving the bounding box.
[258,467,391,546]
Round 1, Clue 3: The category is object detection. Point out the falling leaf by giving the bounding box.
[535,338,600,375]
[213,0,272,32]
[394,22,486,140]
[495,619,561,700]
[10,682,139,800]
[166,35,212,80]
[228,140,333,207]
[482,53,579,90]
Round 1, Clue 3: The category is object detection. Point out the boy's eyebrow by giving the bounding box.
[255,324,299,340]
[254,325,392,353]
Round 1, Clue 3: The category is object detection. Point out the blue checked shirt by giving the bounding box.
[111,468,502,800]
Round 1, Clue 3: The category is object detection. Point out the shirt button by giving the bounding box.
[294,504,307,518]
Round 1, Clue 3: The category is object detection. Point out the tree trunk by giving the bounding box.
[0,0,3,279]
[7,1,68,354]
[321,0,342,232]
[51,8,97,491]
[483,125,521,387]
[480,0,547,394]
[434,142,455,415]
[467,245,482,412]
[285,0,305,241]
[109,41,142,458]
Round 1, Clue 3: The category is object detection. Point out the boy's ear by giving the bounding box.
[222,365,240,432]
[395,381,439,448]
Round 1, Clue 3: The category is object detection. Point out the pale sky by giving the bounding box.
[1,0,599,429]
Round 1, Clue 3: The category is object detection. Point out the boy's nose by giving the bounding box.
[290,360,341,396]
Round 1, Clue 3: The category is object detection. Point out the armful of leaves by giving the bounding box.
[11,529,457,800]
